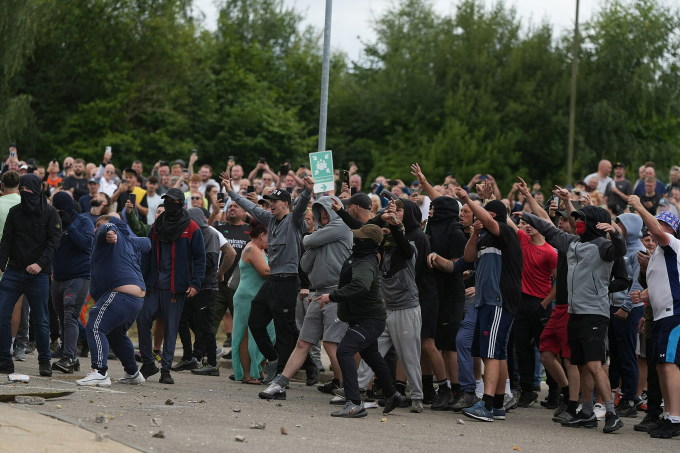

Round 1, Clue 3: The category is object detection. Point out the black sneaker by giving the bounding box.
[24,341,36,355]
[222,350,232,360]
[318,379,341,394]
[615,399,638,418]
[383,391,407,414]
[553,410,575,423]
[305,365,319,386]
[140,362,160,379]
[541,393,561,409]
[191,364,220,376]
[553,399,568,418]
[52,357,80,373]
[171,357,199,372]
[0,360,14,374]
[159,369,174,384]
[39,360,52,377]
[634,414,663,432]
[603,412,623,433]
[78,341,89,358]
[561,410,598,428]
[49,340,61,353]
[649,419,680,439]
[431,387,452,411]
[517,390,538,408]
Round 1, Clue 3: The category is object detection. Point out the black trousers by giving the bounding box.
[248,276,313,373]
[514,293,551,392]
[646,325,663,418]
[178,289,217,366]
[337,318,396,403]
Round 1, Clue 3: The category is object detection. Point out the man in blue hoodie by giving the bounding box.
[137,188,206,384]
[51,192,94,373]
[609,213,646,417]
[76,215,151,387]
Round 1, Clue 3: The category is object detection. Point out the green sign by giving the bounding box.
[309,150,334,193]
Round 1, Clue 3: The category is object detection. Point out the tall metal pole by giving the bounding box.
[566,0,580,185]
[317,0,333,152]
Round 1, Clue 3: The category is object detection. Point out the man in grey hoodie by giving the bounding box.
[221,171,315,382]
[609,213,646,416]
[259,196,352,400]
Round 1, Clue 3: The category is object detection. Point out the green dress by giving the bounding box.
[231,251,275,381]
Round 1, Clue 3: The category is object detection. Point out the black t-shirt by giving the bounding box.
[605,179,633,212]
[640,192,661,214]
[62,176,89,201]
[213,221,251,279]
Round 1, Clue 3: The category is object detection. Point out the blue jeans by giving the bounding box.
[456,300,478,393]
[609,305,644,400]
[86,291,143,375]
[0,270,50,362]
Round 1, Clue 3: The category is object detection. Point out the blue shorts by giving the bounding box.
[472,304,513,360]
[652,315,680,365]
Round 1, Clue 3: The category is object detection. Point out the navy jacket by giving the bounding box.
[53,213,94,281]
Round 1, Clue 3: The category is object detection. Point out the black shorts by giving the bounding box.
[567,314,609,365]
[420,294,439,339]
[435,298,464,351]
[652,315,680,365]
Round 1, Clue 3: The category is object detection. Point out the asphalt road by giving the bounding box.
[1,355,678,453]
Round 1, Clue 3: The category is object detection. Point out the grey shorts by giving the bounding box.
[298,290,348,344]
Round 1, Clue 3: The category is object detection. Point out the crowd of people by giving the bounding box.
[0,147,679,439]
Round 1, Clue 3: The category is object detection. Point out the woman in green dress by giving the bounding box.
[231,220,275,383]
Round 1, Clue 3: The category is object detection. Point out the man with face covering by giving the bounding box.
[424,196,468,409]
[51,191,94,373]
[0,174,62,376]
[137,188,206,384]
[452,189,523,423]
[520,198,627,433]
[316,224,408,418]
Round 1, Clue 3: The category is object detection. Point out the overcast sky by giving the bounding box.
[193,0,603,60]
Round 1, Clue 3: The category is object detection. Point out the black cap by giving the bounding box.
[263,188,291,203]
[613,162,625,168]
[162,188,185,202]
[345,192,372,210]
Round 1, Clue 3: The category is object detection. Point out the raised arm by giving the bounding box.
[220,171,273,224]
[629,195,671,247]
[516,177,551,221]
[455,186,500,236]
[411,163,443,200]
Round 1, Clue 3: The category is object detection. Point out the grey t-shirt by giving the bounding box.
[605,178,633,212]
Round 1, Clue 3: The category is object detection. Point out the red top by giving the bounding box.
[517,229,557,299]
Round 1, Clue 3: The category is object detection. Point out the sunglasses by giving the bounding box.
[191,196,201,200]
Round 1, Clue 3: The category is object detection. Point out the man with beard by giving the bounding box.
[87,192,111,226]
[0,174,62,376]
[424,196,468,410]
[520,198,627,433]
[137,188,206,384]
[62,158,89,203]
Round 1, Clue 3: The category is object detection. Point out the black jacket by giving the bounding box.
[330,254,385,324]
[0,204,62,274]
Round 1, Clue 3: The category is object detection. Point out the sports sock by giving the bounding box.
[505,378,511,395]
[561,386,569,400]
[493,393,505,409]
[482,394,494,411]
[395,380,406,395]
[604,400,615,414]
[567,400,578,415]
[582,400,594,416]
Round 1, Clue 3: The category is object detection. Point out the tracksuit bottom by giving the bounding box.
[358,306,423,399]
[178,289,217,366]
[456,300,477,393]
[608,305,644,401]
[137,288,187,370]
[337,318,397,404]
[86,291,143,375]
[52,278,90,359]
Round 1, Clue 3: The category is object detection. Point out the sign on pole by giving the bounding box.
[309,150,334,193]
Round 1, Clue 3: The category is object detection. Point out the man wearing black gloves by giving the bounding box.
[0,174,62,376]
[51,192,94,373]
[316,224,407,418]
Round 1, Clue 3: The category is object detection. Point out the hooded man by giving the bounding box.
[76,215,151,386]
[51,191,94,373]
[451,191,523,424]
[608,213,646,416]
[259,196,352,400]
[137,188,206,384]
[0,174,62,377]
[424,196,468,409]
[174,207,223,376]
[520,199,627,433]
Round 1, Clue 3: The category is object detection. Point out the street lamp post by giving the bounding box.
[566,0,580,185]
[317,0,333,152]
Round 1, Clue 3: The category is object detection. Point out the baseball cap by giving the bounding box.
[659,198,670,207]
[263,188,291,203]
[656,210,679,232]
[344,193,372,210]
[351,223,384,244]
[613,162,625,168]
[19,164,28,170]
[88,178,98,184]
[162,188,185,203]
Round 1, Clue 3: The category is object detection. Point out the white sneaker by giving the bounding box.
[594,403,606,421]
[76,371,111,387]
[118,370,145,385]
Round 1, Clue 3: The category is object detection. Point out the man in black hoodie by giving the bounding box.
[424,196,468,409]
[0,174,62,376]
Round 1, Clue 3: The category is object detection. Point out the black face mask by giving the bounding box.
[90,199,102,208]
[352,238,378,258]
[164,201,182,215]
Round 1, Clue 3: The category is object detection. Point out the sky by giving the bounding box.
[193,0,602,60]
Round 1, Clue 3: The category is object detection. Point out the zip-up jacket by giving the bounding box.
[53,213,94,281]
[188,208,220,290]
[610,213,645,312]
[330,254,385,323]
[522,211,626,317]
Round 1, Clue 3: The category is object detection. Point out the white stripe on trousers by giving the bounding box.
[93,292,118,370]
[487,306,502,358]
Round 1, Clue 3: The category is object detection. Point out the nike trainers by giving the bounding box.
[259,381,286,400]
[76,371,111,387]
[119,371,145,385]
[331,401,367,418]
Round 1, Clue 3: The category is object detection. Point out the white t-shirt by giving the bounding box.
[585,172,613,194]
[145,192,163,225]
[646,233,680,320]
